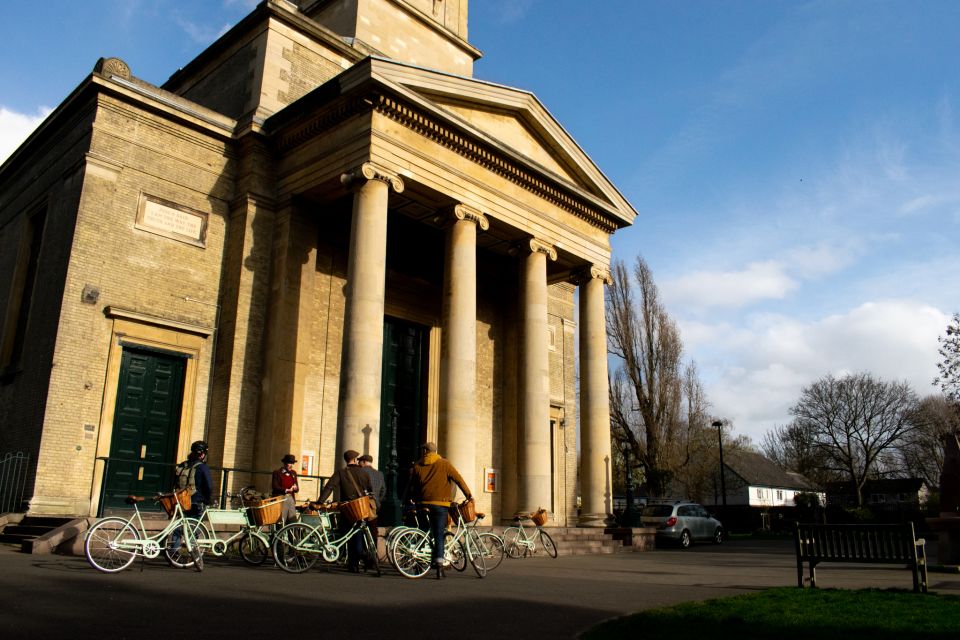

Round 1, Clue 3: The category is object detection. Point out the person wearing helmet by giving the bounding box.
[175,440,213,512]
[167,441,213,566]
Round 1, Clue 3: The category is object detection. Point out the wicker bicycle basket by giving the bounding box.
[339,496,376,523]
[531,508,548,526]
[457,500,477,523]
[245,495,286,526]
[158,488,191,517]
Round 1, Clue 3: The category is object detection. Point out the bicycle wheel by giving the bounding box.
[444,531,466,572]
[537,530,558,558]
[465,530,487,578]
[362,528,381,577]
[164,518,209,569]
[477,532,505,570]
[273,523,322,574]
[239,531,269,566]
[391,529,432,579]
[85,518,140,573]
[502,527,526,558]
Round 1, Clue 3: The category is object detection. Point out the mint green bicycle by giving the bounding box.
[84,492,203,573]
[390,501,487,579]
[164,488,280,568]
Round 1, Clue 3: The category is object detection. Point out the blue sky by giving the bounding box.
[2,1,957,442]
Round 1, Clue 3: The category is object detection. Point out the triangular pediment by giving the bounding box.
[367,58,637,227]
[434,101,585,187]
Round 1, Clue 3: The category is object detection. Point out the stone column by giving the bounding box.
[578,266,614,527]
[335,162,404,465]
[439,204,488,494]
[517,238,557,517]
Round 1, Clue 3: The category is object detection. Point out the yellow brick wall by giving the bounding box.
[27,94,235,514]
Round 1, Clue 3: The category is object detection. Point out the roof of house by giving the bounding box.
[723,449,820,491]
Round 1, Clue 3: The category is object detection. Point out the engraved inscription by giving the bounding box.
[136,195,208,248]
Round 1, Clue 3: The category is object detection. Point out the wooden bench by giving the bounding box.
[794,522,927,593]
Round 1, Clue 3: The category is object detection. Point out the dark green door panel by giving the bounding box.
[103,348,185,510]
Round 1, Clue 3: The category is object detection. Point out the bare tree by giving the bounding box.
[936,313,960,403]
[761,420,835,487]
[790,372,918,506]
[607,257,698,497]
[897,394,960,487]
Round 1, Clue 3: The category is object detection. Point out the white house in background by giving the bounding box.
[708,449,824,508]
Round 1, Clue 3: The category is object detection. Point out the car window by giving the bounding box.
[641,505,673,517]
[696,506,710,518]
[677,505,694,516]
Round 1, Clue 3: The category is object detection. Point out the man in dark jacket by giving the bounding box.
[168,440,213,565]
[358,454,386,543]
[406,442,472,572]
[176,440,213,513]
[318,449,373,571]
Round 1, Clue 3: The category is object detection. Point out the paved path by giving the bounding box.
[1,540,956,639]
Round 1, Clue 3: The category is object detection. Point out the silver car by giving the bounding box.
[641,501,724,548]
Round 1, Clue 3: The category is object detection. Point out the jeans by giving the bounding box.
[169,502,205,551]
[421,504,450,564]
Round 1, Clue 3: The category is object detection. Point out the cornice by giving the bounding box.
[268,81,620,234]
[371,93,619,234]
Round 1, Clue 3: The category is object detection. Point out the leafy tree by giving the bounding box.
[790,372,918,507]
[935,312,960,403]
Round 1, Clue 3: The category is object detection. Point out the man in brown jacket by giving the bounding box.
[406,442,472,571]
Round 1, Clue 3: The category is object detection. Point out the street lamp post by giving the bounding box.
[712,420,727,508]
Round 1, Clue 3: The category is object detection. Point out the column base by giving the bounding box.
[578,512,614,528]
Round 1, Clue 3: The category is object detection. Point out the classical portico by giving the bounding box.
[3,0,635,523]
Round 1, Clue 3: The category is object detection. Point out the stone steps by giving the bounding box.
[0,516,74,550]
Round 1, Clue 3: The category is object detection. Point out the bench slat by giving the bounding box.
[794,522,926,593]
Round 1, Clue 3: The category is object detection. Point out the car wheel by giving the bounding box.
[713,528,723,545]
[679,530,692,549]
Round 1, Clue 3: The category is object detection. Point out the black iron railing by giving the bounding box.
[94,456,328,517]
[0,451,30,514]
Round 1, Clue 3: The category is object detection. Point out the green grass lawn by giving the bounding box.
[582,588,960,640]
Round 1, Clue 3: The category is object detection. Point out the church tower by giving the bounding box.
[299,0,480,76]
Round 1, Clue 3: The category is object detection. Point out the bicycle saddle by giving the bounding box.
[124,495,145,504]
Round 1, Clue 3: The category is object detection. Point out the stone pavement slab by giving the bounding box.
[1,539,956,639]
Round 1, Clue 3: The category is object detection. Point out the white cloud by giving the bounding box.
[175,16,232,44]
[0,106,52,164]
[691,300,949,443]
[488,0,536,24]
[662,261,797,310]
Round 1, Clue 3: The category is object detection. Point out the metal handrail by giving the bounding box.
[94,456,328,517]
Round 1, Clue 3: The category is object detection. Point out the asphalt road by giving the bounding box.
[2,539,957,639]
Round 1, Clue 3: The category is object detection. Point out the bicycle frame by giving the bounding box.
[84,495,203,573]
[196,506,272,556]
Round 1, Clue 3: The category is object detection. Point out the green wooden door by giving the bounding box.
[379,317,427,504]
[103,347,186,510]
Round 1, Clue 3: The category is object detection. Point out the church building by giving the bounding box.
[0,0,636,526]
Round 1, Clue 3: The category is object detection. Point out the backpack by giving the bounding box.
[175,460,199,494]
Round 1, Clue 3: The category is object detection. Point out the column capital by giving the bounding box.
[451,203,490,231]
[574,265,613,285]
[511,238,557,261]
[340,162,405,193]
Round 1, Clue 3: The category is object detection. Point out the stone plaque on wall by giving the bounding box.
[135,194,208,248]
